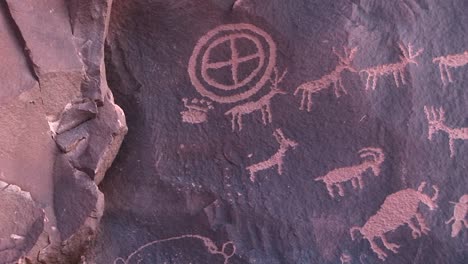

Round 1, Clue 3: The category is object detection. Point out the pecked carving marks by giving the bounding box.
[360,43,423,91]
[247,129,298,182]
[294,47,357,112]
[350,182,439,260]
[113,234,236,264]
[446,194,467,238]
[188,23,276,104]
[433,51,468,85]
[314,148,384,198]
[180,98,214,124]
[424,106,468,158]
[225,67,287,131]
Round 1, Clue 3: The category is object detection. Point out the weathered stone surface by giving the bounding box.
[1,0,126,263]
[89,0,467,264]
[0,181,44,264]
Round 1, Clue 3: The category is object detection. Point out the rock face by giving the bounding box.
[0,0,127,263]
[90,0,466,264]
[1,0,467,263]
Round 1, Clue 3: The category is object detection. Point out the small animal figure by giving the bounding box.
[314,147,384,198]
[247,129,298,182]
[350,182,439,260]
[180,98,214,124]
[424,106,468,158]
[294,47,358,112]
[446,194,468,237]
[361,43,423,90]
[225,67,287,131]
[433,51,468,85]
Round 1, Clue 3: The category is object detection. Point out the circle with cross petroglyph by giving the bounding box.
[188,23,277,104]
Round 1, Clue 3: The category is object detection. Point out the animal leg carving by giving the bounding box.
[266,105,273,123]
[400,69,406,85]
[261,107,267,125]
[406,219,422,239]
[368,238,387,261]
[449,137,456,158]
[372,75,378,90]
[357,175,364,189]
[415,212,430,234]
[337,183,345,197]
[307,91,312,112]
[445,65,453,83]
[381,235,400,253]
[351,178,358,189]
[393,71,400,87]
[326,183,335,198]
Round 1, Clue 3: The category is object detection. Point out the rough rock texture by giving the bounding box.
[89,0,467,264]
[0,0,127,263]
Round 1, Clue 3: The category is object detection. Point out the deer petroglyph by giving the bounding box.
[180,98,214,124]
[350,182,439,260]
[247,129,298,182]
[113,234,236,264]
[424,106,468,158]
[294,47,358,112]
[225,67,287,131]
[361,43,423,91]
[433,51,468,85]
[314,148,384,198]
[446,194,468,238]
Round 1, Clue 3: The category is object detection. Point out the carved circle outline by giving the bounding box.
[188,23,277,104]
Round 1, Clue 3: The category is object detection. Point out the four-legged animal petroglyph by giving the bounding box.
[225,67,287,131]
[181,98,214,124]
[424,106,468,158]
[446,194,468,237]
[350,182,439,260]
[247,128,298,182]
[113,234,236,264]
[314,148,384,198]
[294,47,358,112]
[433,51,468,85]
[361,43,423,91]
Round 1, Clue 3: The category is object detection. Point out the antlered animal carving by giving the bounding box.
[294,47,358,112]
[433,51,468,85]
[424,106,468,158]
[314,148,384,198]
[247,129,298,182]
[446,194,468,237]
[225,67,287,131]
[350,182,439,260]
[361,43,423,90]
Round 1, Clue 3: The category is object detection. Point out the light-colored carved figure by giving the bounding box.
[314,148,384,198]
[340,252,352,264]
[247,129,298,182]
[180,98,214,124]
[225,67,287,131]
[188,23,277,104]
[294,47,358,112]
[433,51,468,85]
[446,194,468,237]
[424,106,468,158]
[361,43,423,91]
[350,182,439,260]
[113,234,236,264]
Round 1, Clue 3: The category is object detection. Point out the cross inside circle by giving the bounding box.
[188,23,277,104]
[202,33,265,91]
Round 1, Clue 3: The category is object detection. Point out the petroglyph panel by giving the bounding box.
[446,194,467,238]
[188,23,277,104]
[350,182,439,260]
[361,43,423,91]
[314,147,384,198]
[247,129,298,182]
[294,47,357,112]
[433,50,468,85]
[113,234,235,264]
[424,106,468,158]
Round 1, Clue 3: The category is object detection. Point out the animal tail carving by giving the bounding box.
[314,176,325,182]
[350,226,361,240]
